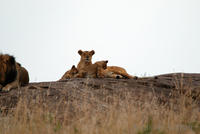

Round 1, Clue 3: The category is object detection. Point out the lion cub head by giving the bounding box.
[66,65,79,78]
[60,65,79,80]
[78,50,95,63]
[95,60,108,70]
[0,54,17,86]
[94,60,109,78]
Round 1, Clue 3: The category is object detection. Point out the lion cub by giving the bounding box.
[76,60,108,78]
[106,66,134,79]
[0,54,29,92]
[59,65,79,80]
[96,61,135,79]
[77,50,95,71]
[95,61,123,78]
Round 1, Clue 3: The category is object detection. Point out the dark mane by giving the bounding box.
[0,54,17,86]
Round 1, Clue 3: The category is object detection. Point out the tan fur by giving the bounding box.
[106,66,134,79]
[77,50,95,71]
[76,60,108,78]
[0,54,29,92]
[95,61,123,79]
[59,65,78,80]
[98,69,124,79]
[95,61,134,79]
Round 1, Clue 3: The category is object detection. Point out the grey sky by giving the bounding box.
[0,0,200,82]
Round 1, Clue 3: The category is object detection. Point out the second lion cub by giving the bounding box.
[106,66,134,79]
[59,65,79,80]
[96,61,136,79]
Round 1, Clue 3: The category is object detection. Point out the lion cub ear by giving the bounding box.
[78,50,83,55]
[90,50,95,55]
[71,65,76,69]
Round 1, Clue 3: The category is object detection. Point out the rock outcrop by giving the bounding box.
[1,73,200,116]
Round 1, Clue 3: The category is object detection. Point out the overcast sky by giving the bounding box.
[0,0,200,82]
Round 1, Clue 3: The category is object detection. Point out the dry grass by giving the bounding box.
[0,79,200,134]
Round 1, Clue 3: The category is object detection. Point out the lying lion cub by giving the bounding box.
[106,66,134,79]
[96,61,136,79]
[77,60,131,79]
[59,65,79,80]
[0,54,29,92]
[95,61,123,78]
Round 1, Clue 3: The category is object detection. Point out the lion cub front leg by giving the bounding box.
[74,71,87,78]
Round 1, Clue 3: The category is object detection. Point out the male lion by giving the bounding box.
[0,54,29,92]
[59,65,79,80]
